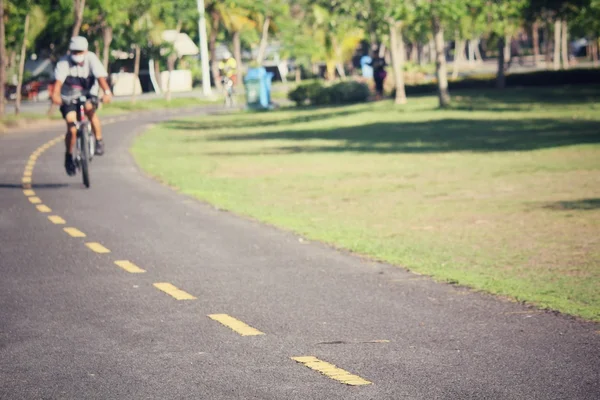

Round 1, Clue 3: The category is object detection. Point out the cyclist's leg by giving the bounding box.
[63,111,78,154]
[84,98,104,155]
[84,99,102,141]
[63,110,78,176]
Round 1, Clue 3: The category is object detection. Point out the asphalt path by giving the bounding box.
[1,108,598,399]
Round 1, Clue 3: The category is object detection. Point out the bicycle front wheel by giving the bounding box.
[80,124,91,188]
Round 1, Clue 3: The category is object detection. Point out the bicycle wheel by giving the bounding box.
[80,124,91,188]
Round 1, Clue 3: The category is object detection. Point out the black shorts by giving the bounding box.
[60,96,99,119]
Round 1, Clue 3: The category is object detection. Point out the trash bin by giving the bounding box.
[244,67,274,110]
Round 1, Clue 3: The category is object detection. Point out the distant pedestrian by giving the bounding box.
[360,54,374,82]
[373,59,387,100]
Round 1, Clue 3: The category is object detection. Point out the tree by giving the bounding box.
[371,0,414,104]
[13,1,46,114]
[0,0,6,117]
[422,0,461,107]
[487,0,527,88]
[73,0,86,37]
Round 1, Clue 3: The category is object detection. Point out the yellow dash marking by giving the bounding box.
[85,242,111,254]
[22,183,32,190]
[291,356,372,386]
[114,260,146,273]
[23,171,32,177]
[28,196,42,204]
[208,314,265,336]
[22,177,31,184]
[36,204,51,213]
[23,189,35,196]
[153,282,196,300]
[64,227,86,237]
[48,215,66,224]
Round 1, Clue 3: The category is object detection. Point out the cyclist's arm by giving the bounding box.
[88,53,112,101]
[52,59,69,105]
[51,80,63,105]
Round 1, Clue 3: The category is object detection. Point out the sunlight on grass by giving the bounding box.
[132,86,600,321]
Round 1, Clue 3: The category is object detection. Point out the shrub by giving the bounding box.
[288,84,309,106]
[391,68,600,98]
[288,80,370,107]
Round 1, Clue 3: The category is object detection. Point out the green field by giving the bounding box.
[132,86,600,321]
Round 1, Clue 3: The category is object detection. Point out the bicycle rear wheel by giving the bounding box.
[80,124,91,188]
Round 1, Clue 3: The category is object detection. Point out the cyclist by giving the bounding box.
[51,36,112,176]
[218,52,237,86]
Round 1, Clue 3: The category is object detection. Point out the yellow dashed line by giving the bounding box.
[64,227,86,238]
[153,282,196,300]
[85,242,111,254]
[23,170,32,177]
[22,183,31,190]
[23,189,35,196]
[28,196,42,204]
[291,356,372,386]
[208,314,265,336]
[36,205,51,213]
[114,260,146,273]
[48,215,66,224]
[22,177,31,184]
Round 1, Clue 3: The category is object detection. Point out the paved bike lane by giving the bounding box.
[1,108,598,399]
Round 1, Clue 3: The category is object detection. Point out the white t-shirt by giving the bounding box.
[54,52,108,102]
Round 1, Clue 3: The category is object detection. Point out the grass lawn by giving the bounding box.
[132,86,600,321]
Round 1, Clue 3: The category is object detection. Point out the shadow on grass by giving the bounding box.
[203,117,600,154]
[165,107,365,131]
[542,198,600,211]
[449,86,600,112]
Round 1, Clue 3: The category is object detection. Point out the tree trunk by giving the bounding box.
[72,0,86,37]
[233,30,243,87]
[474,38,483,63]
[496,37,506,89]
[468,40,474,65]
[409,42,418,63]
[153,59,162,92]
[8,49,15,70]
[504,34,511,67]
[256,16,271,65]
[295,67,301,83]
[544,23,551,68]
[532,21,540,66]
[102,25,113,71]
[165,20,182,102]
[389,20,406,105]
[209,10,221,90]
[131,45,141,104]
[0,0,6,117]
[431,16,450,107]
[428,37,435,63]
[15,13,30,115]
[593,38,599,66]
[417,42,424,65]
[561,19,569,69]
[452,31,462,79]
[94,40,100,57]
[553,19,561,70]
[378,43,386,58]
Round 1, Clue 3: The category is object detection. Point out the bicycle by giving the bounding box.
[69,96,98,188]
[221,76,235,108]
